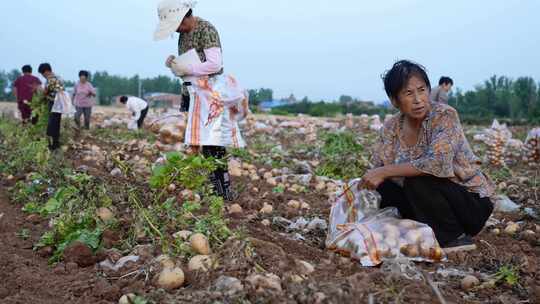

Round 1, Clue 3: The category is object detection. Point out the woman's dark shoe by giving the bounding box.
[443,234,477,253]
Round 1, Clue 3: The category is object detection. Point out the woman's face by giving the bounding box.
[79,75,87,83]
[395,75,430,121]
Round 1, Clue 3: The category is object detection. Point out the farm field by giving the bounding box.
[0,103,539,304]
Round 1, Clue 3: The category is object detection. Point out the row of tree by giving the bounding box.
[2,68,539,123]
[449,76,540,123]
[0,69,181,105]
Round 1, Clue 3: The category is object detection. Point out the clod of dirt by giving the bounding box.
[157,267,185,290]
[190,233,211,255]
[521,230,536,242]
[96,207,115,222]
[260,203,274,214]
[188,255,212,272]
[118,293,137,304]
[228,204,243,214]
[461,275,480,291]
[296,260,315,275]
[26,214,42,224]
[63,241,95,267]
[246,273,282,293]
[102,229,121,248]
[214,276,244,296]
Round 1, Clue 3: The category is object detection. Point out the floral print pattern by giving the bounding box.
[371,102,495,198]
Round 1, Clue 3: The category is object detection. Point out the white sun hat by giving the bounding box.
[154,0,197,41]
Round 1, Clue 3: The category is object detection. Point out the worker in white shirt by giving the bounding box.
[119,96,149,129]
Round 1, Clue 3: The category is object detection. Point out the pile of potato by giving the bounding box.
[524,128,540,166]
[370,220,443,261]
[359,114,370,130]
[345,113,355,129]
[149,113,187,152]
[484,129,508,166]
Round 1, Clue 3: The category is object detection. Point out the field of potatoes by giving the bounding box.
[0,102,539,304]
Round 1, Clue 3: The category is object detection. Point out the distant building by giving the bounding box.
[259,100,292,111]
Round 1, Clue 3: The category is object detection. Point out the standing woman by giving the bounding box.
[38,63,64,151]
[73,70,97,129]
[154,0,249,201]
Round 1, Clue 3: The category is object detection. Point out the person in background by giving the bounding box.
[38,63,64,150]
[430,76,453,104]
[361,60,493,253]
[119,95,149,130]
[12,65,42,124]
[154,0,248,201]
[72,70,97,130]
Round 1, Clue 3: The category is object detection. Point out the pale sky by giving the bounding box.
[1,0,539,102]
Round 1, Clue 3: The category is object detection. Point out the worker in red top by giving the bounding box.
[12,65,42,124]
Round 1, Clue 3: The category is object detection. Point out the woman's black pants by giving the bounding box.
[376,176,493,246]
[47,101,62,150]
[202,146,233,201]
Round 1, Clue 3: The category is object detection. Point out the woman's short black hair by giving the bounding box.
[382,60,431,105]
[22,65,32,73]
[38,63,52,74]
[439,76,453,86]
[79,70,90,78]
[184,9,193,19]
[119,96,128,104]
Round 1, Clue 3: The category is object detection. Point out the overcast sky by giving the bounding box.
[1,0,539,102]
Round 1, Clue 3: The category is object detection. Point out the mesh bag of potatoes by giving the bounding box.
[524,128,540,166]
[326,179,445,267]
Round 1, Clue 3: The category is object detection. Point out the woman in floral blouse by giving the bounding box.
[360,60,494,252]
[38,63,64,151]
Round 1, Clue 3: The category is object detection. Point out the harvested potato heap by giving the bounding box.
[358,114,370,130]
[326,178,445,267]
[524,128,540,166]
[148,112,187,152]
[306,123,317,143]
[369,115,383,131]
[345,113,355,129]
[482,120,513,166]
[505,139,523,165]
[484,129,508,166]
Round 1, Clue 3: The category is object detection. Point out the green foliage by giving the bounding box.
[315,131,369,180]
[271,99,392,118]
[494,265,520,286]
[29,90,50,133]
[450,75,540,124]
[272,185,285,193]
[229,148,253,162]
[17,228,31,240]
[91,72,180,105]
[248,88,273,107]
[150,152,218,192]
[0,118,50,175]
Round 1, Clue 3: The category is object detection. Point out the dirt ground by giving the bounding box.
[1,108,540,303]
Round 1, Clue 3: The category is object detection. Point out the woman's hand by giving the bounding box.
[359,167,388,190]
[165,55,176,68]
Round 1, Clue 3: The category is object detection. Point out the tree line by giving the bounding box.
[1,69,539,123]
[0,69,181,105]
[449,76,540,124]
